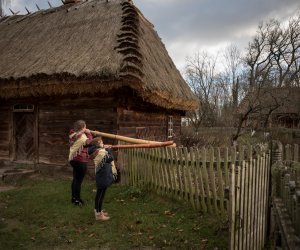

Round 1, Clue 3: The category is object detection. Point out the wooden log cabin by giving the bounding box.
[0,0,198,170]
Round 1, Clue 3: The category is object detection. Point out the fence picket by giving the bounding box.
[263,152,270,247]
[187,148,196,209]
[170,147,179,197]
[155,148,164,195]
[189,148,199,210]
[183,148,191,204]
[165,147,172,196]
[238,160,246,250]
[224,147,229,211]
[153,149,157,191]
[202,148,212,213]
[250,158,257,250]
[234,160,241,250]
[243,160,250,250]
[195,148,207,213]
[247,153,253,250]
[177,148,184,200]
[230,163,236,250]
[209,147,219,215]
[254,155,260,250]
[217,147,225,216]
[161,147,168,195]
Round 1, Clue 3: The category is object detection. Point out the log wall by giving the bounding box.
[117,89,183,144]
[0,101,10,160]
[1,88,184,166]
[38,96,118,165]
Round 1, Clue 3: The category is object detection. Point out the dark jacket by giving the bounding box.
[88,146,114,189]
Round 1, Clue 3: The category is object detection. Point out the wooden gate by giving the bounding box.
[230,150,271,249]
[14,112,36,162]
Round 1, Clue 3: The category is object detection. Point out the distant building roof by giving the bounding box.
[237,87,300,115]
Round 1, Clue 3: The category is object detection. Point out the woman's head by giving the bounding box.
[74,120,86,132]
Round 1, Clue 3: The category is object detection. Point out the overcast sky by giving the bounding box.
[3,0,300,72]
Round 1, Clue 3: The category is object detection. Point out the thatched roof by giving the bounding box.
[237,87,300,115]
[0,0,198,111]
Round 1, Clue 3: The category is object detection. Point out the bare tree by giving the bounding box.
[185,51,223,130]
[232,14,300,143]
[0,0,4,16]
[223,44,242,109]
[0,0,10,16]
[245,16,300,88]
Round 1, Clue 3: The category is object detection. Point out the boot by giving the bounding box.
[95,211,110,221]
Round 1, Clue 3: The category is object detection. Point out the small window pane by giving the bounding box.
[13,104,34,112]
[167,116,173,138]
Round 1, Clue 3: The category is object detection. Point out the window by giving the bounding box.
[167,116,173,138]
[13,104,34,112]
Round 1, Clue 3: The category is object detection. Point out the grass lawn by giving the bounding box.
[0,176,228,249]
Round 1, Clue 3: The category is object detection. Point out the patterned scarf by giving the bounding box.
[91,148,117,175]
[68,132,88,161]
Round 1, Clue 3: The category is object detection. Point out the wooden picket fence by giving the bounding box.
[117,145,271,249]
[118,146,234,217]
[271,144,300,249]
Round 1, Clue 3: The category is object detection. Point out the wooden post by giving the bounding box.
[238,160,246,250]
[230,163,236,250]
[296,191,300,237]
[234,159,241,250]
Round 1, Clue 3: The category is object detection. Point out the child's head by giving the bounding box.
[92,137,104,148]
[74,120,86,132]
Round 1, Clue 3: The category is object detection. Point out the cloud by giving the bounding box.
[134,0,300,69]
[135,0,300,42]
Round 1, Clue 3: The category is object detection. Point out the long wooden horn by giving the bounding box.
[107,141,174,149]
[91,130,176,147]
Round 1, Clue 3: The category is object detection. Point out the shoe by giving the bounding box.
[72,197,84,206]
[95,211,110,221]
[78,198,85,205]
[94,209,108,216]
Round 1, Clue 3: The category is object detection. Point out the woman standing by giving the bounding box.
[68,120,93,206]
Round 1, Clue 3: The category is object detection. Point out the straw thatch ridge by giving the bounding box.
[0,0,198,111]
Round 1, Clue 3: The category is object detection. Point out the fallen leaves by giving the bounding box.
[164,210,175,217]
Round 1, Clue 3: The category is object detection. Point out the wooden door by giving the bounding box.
[14,112,36,162]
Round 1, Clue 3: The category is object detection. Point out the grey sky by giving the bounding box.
[4,0,300,71]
